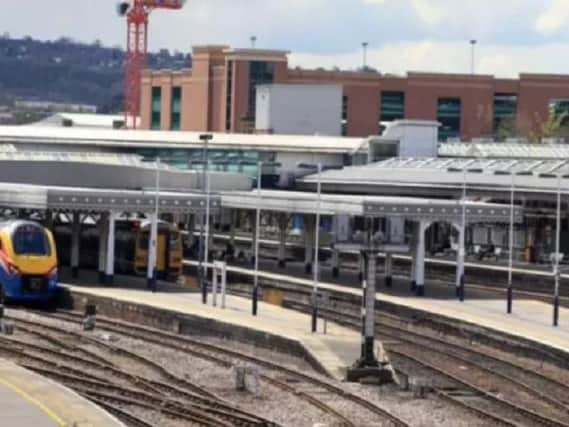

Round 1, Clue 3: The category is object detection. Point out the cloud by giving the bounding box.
[536,0,569,35]
[290,39,569,78]
[0,0,566,80]
[410,0,445,25]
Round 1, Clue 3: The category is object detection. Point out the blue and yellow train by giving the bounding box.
[0,220,58,302]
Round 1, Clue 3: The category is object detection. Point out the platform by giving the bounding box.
[60,273,361,381]
[0,358,124,427]
[220,260,569,354]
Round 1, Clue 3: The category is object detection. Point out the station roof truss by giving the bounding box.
[0,183,219,214]
[300,157,569,198]
[439,142,569,159]
[221,190,522,224]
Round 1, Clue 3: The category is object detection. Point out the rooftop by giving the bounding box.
[0,125,369,154]
[439,143,569,159]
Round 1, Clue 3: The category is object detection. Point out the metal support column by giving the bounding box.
[410,226,417,292]
[277,213,287,268]
[70,212,81,279]
[362,251,377,363]
[455,222,466,301]
[331,247,340,278]
[384,253,393,287]
[415,220,428,296]
[304,215,314,275]
[146,212,158,292]
[228,209,237,260]
[105,212,116,285]
[98,213,108,284]
[250,210,258,266]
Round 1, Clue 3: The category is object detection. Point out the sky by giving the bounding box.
[1,0,569,77]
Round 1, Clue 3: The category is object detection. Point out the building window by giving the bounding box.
[151,86,162,130]
[380,91,405,133]
[245,61,275,131]
[437,97,461,141]
[550,99,569,126]
[225,60,234,131]
[170,87,181,130]
[341,95,348,136]
[493,93,517,133]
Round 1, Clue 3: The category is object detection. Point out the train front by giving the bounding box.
[0,221,58,302]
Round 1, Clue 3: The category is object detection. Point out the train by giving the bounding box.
[0,220,58,302]
[54,219,183,279]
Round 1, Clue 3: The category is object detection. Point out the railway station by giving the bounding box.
[0,121,567,426]
[4,0,569,422]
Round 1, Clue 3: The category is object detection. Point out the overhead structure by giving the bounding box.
[117,0,187,129]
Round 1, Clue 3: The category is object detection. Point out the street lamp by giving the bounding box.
[141,156,161,292]
[198,133,213,304]
[447,164,482,301]
[251,35,257,49]
[539,172,569,327]
[470,39,477,75]
[362,42,369,70]
[495,169,532,314]
[298,163,343,333]
[240,160,281,316]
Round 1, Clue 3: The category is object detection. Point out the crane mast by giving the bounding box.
[120,0,186,129]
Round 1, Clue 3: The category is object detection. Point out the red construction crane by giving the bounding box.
[117,0,186,129]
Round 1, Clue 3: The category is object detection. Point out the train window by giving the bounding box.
[12,225,50,256]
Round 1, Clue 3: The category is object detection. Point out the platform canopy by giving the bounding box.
[221,190,522,223]
[439,142,569,159]
[0,150,251,192]
[298,158,569,200]
[0,182,219,214]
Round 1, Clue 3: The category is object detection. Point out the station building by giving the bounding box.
[140,45,569,141]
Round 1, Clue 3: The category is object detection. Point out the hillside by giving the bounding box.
[0,35,191,112]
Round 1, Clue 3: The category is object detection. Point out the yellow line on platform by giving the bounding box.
[0,377,67,427]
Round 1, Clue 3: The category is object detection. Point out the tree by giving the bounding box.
[530,110,569,143]
[495,117,519,141]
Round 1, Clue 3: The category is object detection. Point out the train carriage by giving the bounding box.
[0,220,58,302]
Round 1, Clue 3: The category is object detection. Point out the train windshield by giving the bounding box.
[12,225,51,256]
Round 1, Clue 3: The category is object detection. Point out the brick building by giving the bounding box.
[141,45,569,141]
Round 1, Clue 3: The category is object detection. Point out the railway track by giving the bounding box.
[283,300,569,427]
[0,318,277,427]
[36,309,410,427]
[199,232,569,301]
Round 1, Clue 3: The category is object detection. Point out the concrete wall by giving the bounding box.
[255,84,342,136]
[381,120,440,157]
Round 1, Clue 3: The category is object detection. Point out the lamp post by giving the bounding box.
[554,174,561,327]
[495,169,516,313]
[540,172,568,327]
[470,39,477,75]
[447,164,482,301]
[298,163,342,333]
[198,133,213,304]
[240,160,281,316]
[362,42,369,70]
[251,35,257,49]
[494,168,532,313]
